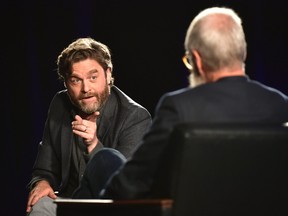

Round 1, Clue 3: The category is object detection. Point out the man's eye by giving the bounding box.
[70,77,80,83]
[91,76,97,81]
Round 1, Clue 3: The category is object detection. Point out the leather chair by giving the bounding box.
[56,122,288,216]
[169,122,288,216]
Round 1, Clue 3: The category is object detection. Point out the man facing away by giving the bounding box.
[72,7,288,200]
[26,37,152,215]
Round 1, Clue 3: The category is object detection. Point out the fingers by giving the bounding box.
[26,181,56,213]
[74,111,100,123]
[26,192,57,213]
[48,190,58,199]
[72,115,86,132]
[86,111,100,121]
[72,113,99,135]
[26,205,32,213]
[72,113,99,147]
[72,122,89,133]
[74,114,83,122]
[26,189,41,212]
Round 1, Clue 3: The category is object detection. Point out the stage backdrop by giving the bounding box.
[1,0,287,215]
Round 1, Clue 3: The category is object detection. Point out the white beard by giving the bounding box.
[188,73,205,88]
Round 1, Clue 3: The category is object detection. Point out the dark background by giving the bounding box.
[1,0,288,215]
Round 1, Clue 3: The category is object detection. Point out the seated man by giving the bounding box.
[73,7,288,200]
[26,37,152,216]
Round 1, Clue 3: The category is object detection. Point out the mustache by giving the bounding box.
[80,93,96,99]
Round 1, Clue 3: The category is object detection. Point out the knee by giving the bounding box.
[92,148,126,165]
[28,196,56,216]
[83,148,127,192]
[85,148,126,175]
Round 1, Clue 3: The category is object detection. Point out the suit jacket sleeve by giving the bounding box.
[27,91,71,190]
[100,93,181,199]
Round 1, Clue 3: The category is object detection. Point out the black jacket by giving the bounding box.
[28,85,152,194]
[102,76,288,199]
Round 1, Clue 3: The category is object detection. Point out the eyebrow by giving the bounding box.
[88,69,99,74]
[71,69,99,77]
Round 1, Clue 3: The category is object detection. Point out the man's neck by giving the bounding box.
[207,69,245,82]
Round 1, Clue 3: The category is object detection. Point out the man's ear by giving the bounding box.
[106,68,112,85]
[192,50,205,77]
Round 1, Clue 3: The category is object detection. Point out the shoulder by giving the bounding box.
[50,89,69,105]
[158,87,195,104]
[247,79,288,101]
[48,89,71,114]
[111,86,150,113]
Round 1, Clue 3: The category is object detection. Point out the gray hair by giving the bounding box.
[184,7,247,73]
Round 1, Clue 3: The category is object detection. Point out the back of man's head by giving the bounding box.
[184,7,247,73]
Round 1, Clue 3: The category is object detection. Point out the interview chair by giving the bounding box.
[169,122,288,216]
[55,122,288,216]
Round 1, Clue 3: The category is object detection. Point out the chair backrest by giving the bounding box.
[168,122,288,216]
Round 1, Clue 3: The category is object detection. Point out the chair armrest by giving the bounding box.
[54,198,173,216]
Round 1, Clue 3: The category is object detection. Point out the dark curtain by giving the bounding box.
[1,0,287,215]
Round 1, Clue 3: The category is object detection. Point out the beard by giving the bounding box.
[188,60,205,88]
[188,73,205,88]
[71,84,110,115]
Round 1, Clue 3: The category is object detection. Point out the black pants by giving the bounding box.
[72,148,126,198]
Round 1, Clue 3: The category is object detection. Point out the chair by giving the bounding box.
[55,122,288,216]
[55,198,172,216]
[169,122,288,216]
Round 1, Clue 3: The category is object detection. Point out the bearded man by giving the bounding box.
[26,37,152,216]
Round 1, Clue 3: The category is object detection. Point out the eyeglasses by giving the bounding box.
[182,54,193,70]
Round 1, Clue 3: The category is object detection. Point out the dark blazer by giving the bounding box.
[28,86,151,193]
[102,76,288,199]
